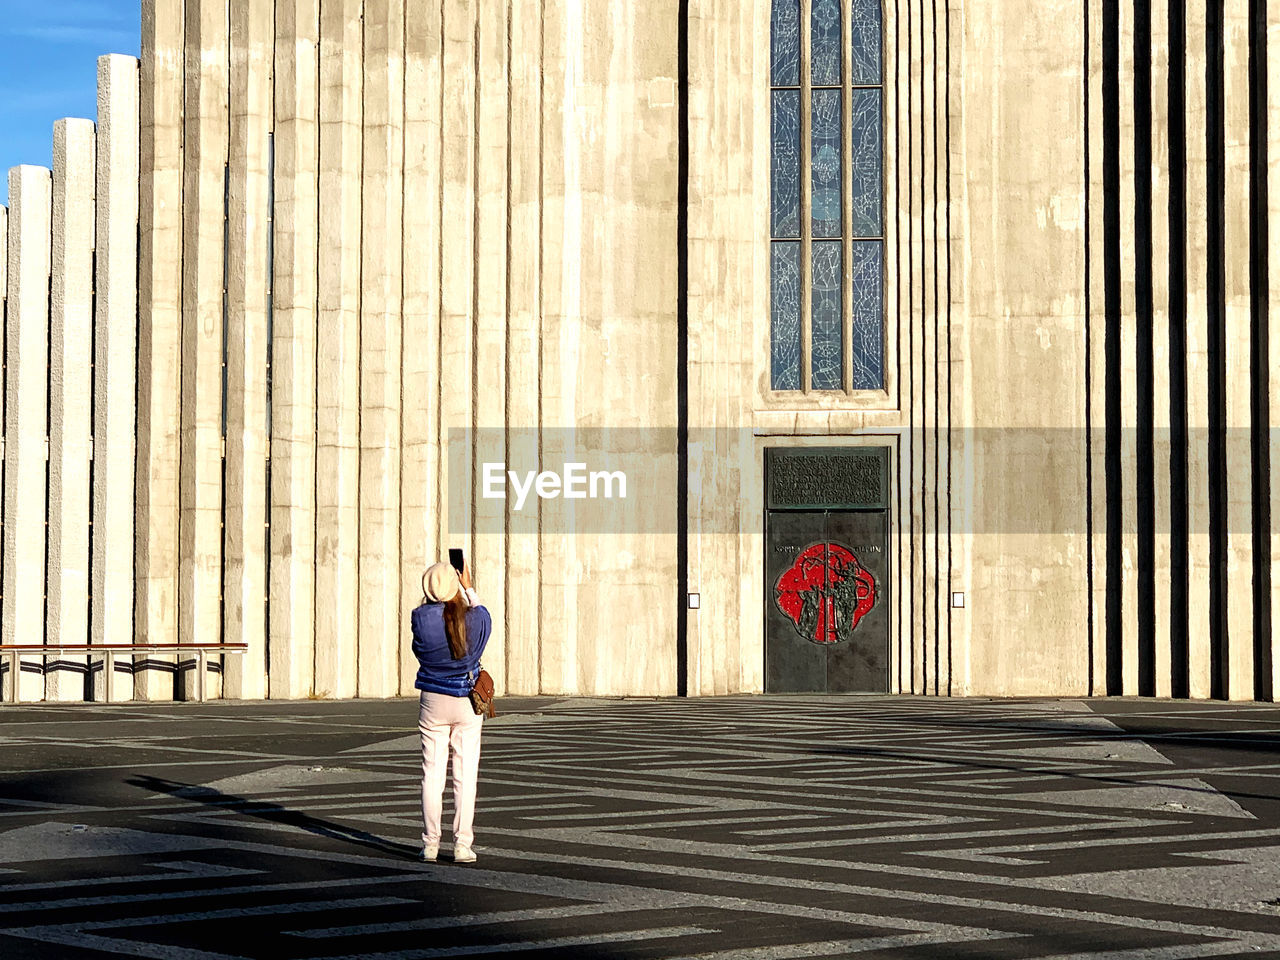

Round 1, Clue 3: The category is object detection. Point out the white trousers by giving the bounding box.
[418,690,484,848]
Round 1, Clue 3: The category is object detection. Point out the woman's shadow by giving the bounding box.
[128,773,421,860]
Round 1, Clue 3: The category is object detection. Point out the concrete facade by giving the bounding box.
[315,0,364,700]
[3,167,53,704]
[0,0,1277,702]
[269,0,320,699]
[135,0,182,701]
[178,0,230,703]
[222,0,272,701]
[46,119,96,703]
[93,55,140,703]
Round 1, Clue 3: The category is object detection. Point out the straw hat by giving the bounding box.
[422,562,462,603]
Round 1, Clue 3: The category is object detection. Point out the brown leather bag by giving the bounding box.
[469,669,496,718]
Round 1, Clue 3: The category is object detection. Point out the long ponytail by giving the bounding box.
[443,594,469,660]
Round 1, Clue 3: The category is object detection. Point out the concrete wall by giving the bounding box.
[686,0,955,696]
[3,166,53,703]
[955,0,1091,696]
[103,0,679,701]
[46,119,96,702]
[93,55,141,702]
[1082,0,1279,701]
[222,0,271,701]
[135,0,183,701]
[689,0,1279,701]
[1,0,1278,702]
[0,59,141,704]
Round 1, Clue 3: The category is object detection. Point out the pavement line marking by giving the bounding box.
[747,818,1173,850]
[2,897,413,960]
[2,929,248,960]
[1030,944,1246,960]
[478,770,1212,824]
[0,861,261,893]
[289,902,663,938]
[473,842,1280,948]
[130,832,1019,945]
[406,860,1019,944]
[318,926,715,959]
[0,870,426,913]
[666,933,990,959]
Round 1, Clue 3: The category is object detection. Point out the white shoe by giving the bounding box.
[419,843,439,862]
[453,843,477,864]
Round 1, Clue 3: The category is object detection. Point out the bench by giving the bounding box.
[0,644,250,704]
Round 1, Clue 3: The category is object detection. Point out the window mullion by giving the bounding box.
[842,2,854,395]
[800,0,812,394]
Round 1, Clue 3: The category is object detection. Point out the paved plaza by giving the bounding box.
[1,696,1280,958]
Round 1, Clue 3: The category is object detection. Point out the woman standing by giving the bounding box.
[411,560,491,863]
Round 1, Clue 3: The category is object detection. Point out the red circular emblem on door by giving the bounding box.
[774,542,876,645]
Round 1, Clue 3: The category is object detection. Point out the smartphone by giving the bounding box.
[448,548,465,574]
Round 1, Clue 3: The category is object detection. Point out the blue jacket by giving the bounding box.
[411,601,492,696]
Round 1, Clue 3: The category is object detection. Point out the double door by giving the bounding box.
[764,447,890,693]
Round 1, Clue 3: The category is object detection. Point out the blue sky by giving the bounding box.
[0,0,140,206]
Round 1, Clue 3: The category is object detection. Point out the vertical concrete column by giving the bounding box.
[179,0,230,701]
[270,0,319,699]
[504,0,543,695]
[936,3,954,696]
[137,0,186,699]
[399,0,442,695]
[902,0,926,696]
[93,55,140,703]
[932,0,949,695]
[358,0,405,698]
[1119,0,1140,695]
[1086,0,1108,694]
[1223,0,1254,698]
[907,0,925,696]
[688,0,754,695]
[315,0,364,700]
[605,0,679,696]
[537,0,570,694]
[959,0,1089,696]
[1185,0,1214,697]
[3,166,53,704]
[437,0,477,692]
[473,0,509,692]
[47,120,96,703]
[1151,1,1174,697]
[223,0,273,701]
[739,3,761,695]
[919,0,939,696]
[1269,0,1280,700]
[944,3,972,698]
[541,0,680,695]
[907,0,925,687]
[685,4,709,695]
[931,0,950,694]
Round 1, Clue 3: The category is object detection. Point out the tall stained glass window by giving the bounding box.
[770,0,884,393]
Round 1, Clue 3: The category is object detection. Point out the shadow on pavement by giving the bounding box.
[804,734,1280,808]
[121,775,639,960]
[1094,720,1280,757]
[128,773,421,860]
